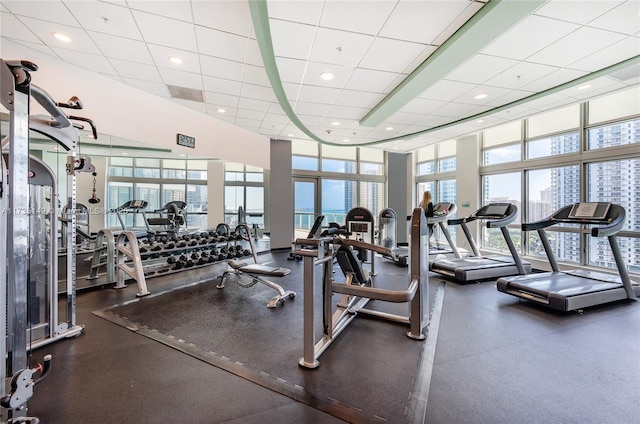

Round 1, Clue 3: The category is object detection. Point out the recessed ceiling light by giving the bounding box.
[474,93,488,100]
[169,56,183,64]
[393,147,399,150]
[331,121,340,126]
[179,154,186,157]
[216,108,226,113]
[578,84,591,90]
[320,72,335,81]
[121,152,128,155]
[343,139,350,142]
[476,119,485,123]
[288,133,294,137]
[385,126,394,130]
[53,32,71,43]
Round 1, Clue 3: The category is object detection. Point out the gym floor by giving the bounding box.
[27,248,640,424]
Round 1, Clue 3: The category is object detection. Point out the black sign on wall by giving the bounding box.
[176,133,195,148]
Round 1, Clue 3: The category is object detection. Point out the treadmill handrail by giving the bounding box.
[521,203,626,237]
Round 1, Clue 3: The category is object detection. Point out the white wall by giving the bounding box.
[1,39,270,169]
[207,161,224,228]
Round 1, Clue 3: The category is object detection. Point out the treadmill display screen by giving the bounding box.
[568,203,610,220]
[480,204,509,217]
[434,203,450,213]
[350,222,369,233]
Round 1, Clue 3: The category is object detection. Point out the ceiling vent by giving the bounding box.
[167,85,204,102]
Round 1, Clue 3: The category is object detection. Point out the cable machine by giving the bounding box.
[1,58,95,422]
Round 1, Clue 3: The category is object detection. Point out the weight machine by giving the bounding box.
[294,207,429,369]
[1,59,94,422]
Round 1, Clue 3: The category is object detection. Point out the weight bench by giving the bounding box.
[217,260,296,308]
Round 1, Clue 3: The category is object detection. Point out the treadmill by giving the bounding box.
[497,202,639,311]
[378,203,464,266]
[430,202,531,282]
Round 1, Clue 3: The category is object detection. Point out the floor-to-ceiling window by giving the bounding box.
[475,86,640,275]
[292,141,385,232]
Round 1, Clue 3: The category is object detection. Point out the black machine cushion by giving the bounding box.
[336,245,369,285]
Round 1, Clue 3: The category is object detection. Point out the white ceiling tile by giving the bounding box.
[491,105,536,121]
[523,92,577,111]
[158,67,203,90]
[432,1,487,46]
[385,111,422,126]
[127,1,193,22]
[528,26,627,68]
[521,68,588,92]
[237,108,266,121]
[319,1,395,35]
[293,101,331,117]
[123,78,170,98]
[148,45,200,73]
[275,57,307,84]
[1,12,42,44]
[569,36,640,72]
[132,9,197,51]
[234,117,262,131]
[64,1,142,40]
[238,97,271,112]
[260,121,287,134]
[245,39,264,67]
[482,15,579,61]
[6,39,57,58]
[561,76,625,100]
[263,113,291,124]
[432,102,481,119]
[446,54,519,84]
[192,0,252,37]
[195,26,249,62]
[242,64,271,87]
[17,16,101,54]
[240,83,276,102]
[2,1,79,26]
[204,92,239,108]
[344,68,400,93]
[325,105,365,120]
[296,114,324,127]
[488,88,538,107]
[51,47,117,75]
[418,80,476,101]
[404,45,437,74]
[1,3,9,12]
[208,105,236,117]
[297,84,340,104]
[88,31,153,64]
[199,55,244,81]
[534,0,624,25]
[301,61,354,89]
[269,19,317,60]
[589,1,640,35]
[457,85,523,105]
[484,61,560,90]
[267,0,324,25]
[400,97,448,115]
[268,102,286,115]
[380,0,471,44]
[310,27,373,68]
[334,90,383,108]
[359,37,427,73]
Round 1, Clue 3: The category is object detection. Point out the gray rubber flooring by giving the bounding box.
[24,250,640,423]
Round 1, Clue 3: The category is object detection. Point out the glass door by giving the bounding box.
[293,177,319,240]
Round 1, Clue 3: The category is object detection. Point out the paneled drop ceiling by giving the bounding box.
[1,0,639,152]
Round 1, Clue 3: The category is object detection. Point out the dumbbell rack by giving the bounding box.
[92,225,257,297]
